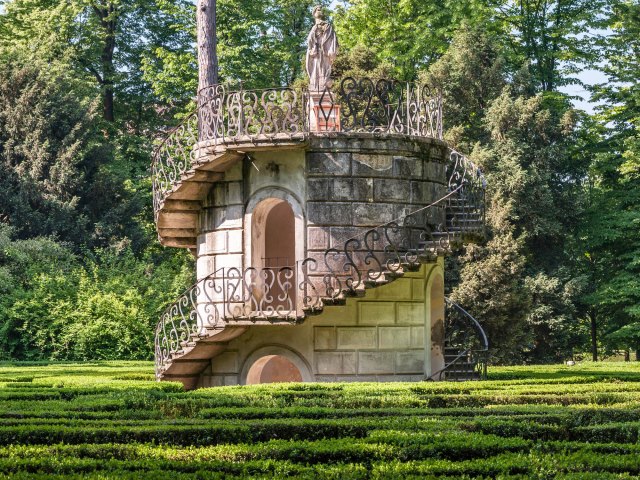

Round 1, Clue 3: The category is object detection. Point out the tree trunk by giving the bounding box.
[92,2,117,122]
[197,0,218,91]
[590,311,598,361]
[103,82,115,122]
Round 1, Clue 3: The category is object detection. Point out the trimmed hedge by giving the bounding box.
[1,361,640,478]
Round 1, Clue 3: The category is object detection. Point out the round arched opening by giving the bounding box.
[250,198,297,311]
[252,198,295,269]
[245,355,303,384]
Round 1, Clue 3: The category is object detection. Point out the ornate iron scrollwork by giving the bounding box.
[427,298,489,381]
[152,79,445,216]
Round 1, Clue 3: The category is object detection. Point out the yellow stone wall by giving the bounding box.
[197,259,445,387]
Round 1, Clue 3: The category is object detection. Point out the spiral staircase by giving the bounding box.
[151,80,489,388]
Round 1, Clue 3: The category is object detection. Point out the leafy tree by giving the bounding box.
[0,0,193,123]
[0,223,193,360]
[427,28,589,362]
[580,0,640,359]
[498,0,609,92]
[0,63,97,243]
[333,0,496,79]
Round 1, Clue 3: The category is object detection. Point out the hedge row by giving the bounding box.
[2,361,640,479]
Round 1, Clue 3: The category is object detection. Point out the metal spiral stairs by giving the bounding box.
[151,80,489,388]
[153,159,488,387]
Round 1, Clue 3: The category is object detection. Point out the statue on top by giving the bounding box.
[306,6,339,92]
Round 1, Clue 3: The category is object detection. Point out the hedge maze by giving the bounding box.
[1,362,640,479]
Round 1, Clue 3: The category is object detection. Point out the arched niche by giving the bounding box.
[240,345,313,385]
[246,355,302,384]
[252,198,295,270]
[244,188,305,271]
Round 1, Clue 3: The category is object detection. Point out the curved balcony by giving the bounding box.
[151,77,443,231]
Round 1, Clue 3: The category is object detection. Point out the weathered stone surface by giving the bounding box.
[196,255,216,277]
[424,161,446,181]
[411,279,426,301]
[308,227,330,250]
[213,253,243,271]
[307,152,351,176]
[201,204,243,231]
[410,180,442,205]
[352,153,394,173]
[359,302,395,325]
[373,277,412,301]
[314,327,337,350]
[307,179,330,201]
[358,351,394,374]
[199,230,227,255]
[157,212,198,229]
[337,327,377,349]
[395,351,424,373]
[373,178,412,202]
[316,352,356,374]
[211,351,239,374]
[227,182,243,205]
[329,226,367,249]
[397,303,425,325]
[308,178,373,202]
[393,156,422,179]
[308,202,353,225]
[379,327,411,349]
[430,144,447,161]
[224,375,239,386]
[411,327,425,348]
[227,229,243,253]
[211,181,243,207]
[353,203,395,226]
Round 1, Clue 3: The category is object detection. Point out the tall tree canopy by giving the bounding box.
[0,0,638,362]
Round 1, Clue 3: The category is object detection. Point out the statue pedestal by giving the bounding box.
[308,91,341,132]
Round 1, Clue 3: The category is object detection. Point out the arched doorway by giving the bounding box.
[264,200,295,268]
[246,355,303,384]
[251,198,296,311]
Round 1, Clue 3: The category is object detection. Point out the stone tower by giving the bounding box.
[152,9,487,389]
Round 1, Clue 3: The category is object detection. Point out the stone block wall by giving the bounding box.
[196,261,445,387]
[305,134,449,288]
[197,162,245,279]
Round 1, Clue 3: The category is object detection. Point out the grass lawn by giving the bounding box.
[0,361,639,479]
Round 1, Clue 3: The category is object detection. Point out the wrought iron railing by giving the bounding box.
[429,298,489,381]
[155,266,299,375]
[152,112,198,220]
[151,77,443,218]
[155,151,485,377]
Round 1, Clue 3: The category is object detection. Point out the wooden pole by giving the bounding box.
[197,0,218,92]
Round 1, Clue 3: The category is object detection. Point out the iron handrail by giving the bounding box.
[151,77,444,217]
[427,297,489,381]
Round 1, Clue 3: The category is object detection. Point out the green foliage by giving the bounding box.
[0,63,98,243]
[0,0,638,366]
[580,0,640,355]
[334,0,496,80]
[500,0,610,91]
[0,362,639,477]
[425,28,588,362]
[0,226,193,360]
